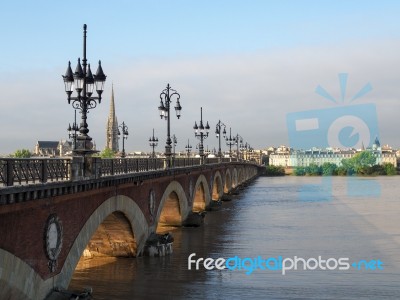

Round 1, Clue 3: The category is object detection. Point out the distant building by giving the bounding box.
[105,85,119,152]
[34,140,73,157]
[269,138,397,167]
[34,141,59,157]
[58,140,73,157]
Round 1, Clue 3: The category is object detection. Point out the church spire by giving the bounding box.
[110,84,115,118]
[106,84,119,152]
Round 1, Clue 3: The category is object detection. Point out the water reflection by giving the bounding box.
[69,177,400,299]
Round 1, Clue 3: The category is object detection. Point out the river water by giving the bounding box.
[69,176,400,299]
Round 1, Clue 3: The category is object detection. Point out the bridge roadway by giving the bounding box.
[0,156,262,299]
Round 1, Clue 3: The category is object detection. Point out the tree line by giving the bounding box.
[292,151,396,176]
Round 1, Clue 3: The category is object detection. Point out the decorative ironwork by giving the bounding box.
[215,120,227,159]
[149,128,158,158]
[0,157,243,187]
[193,107,210,164]
[118,121,129,158]
[63,24,106,155]
[0,159,70,186]
[158,84,182,168]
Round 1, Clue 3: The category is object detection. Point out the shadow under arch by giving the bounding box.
[83,211,137,258]
[224,169,232,193]
[192,174,211,211]
[211,171,223,201]
[155,181,189,233]
[56,195,149,290]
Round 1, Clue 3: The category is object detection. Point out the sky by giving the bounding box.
[1,0,400,155]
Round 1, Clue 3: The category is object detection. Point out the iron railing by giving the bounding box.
[0,156,252,187]
[100,158,165,176]
[0,158,70,186]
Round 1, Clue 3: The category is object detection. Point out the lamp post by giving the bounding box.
[62,24,106,156]
[172,134,177,166]
[235,134,243,161]
[149,128,158,158]
[158,84,182,168]
[67,109,79,151]
[225,127,235,159]
[193,107,210,164]
[118,121,129,158]
[205,145,211,157]
[241,142,250,161]
[212,147,217,156]
[215,120,227,160]
[185,139,192,157]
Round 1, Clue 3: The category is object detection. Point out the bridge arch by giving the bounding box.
[232,168,238,188]
[224,169,232,193]
[155,181,189,233]
[57,195,148,290]
[0,249,46,299]
[192,174,211,211]
[211,171,223,201]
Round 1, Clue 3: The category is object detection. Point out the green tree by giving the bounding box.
[265,165,285,176]
[382,163,397,175]
[340,158,354,175]
[13,149,31,158]
[341,151,376,175]
[337,166,347,176]
[321,162,337,176]
[352,151,376,173]
[293,166,306,176]
[99,148,116,158]
[305,163,321,176]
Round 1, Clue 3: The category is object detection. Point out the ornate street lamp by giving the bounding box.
[62,24,106,155]
[241,142,250,160]
[215,120,227,160]
[118,121,129,158]
[67,109,79,151]
[185,139,192,157]
[193,107,210,164]
[158,84,182,168]
[149,128,158,158]
[205,145,211,157]
[226,127,235,158]
[235,133,244,161]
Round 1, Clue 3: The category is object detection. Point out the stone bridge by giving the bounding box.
[0,157,262,299]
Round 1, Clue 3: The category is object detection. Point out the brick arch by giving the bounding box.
[154,180,189,231]
[211,171,223,200]
[56,195,149,290]
[192,174,211,211]
[224,169,232,193]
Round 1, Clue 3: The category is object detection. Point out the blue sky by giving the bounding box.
[1,1,400,154]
